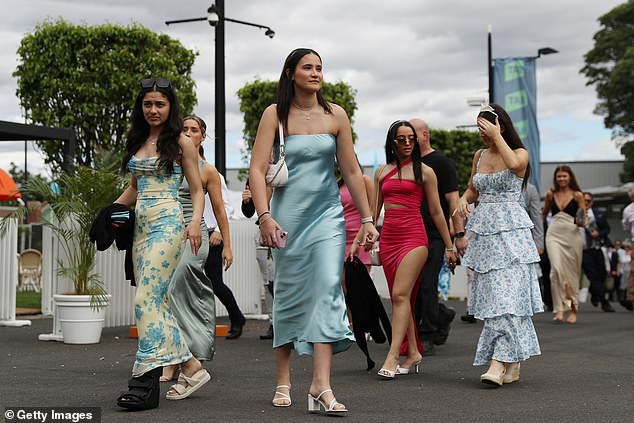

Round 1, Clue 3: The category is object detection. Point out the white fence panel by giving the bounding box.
[0,218,30,326]
[219,220,265,317]
[95,247,135,328]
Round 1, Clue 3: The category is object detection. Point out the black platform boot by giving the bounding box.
[117,367,162,411]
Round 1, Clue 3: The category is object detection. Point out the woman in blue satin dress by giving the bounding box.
[249,48,379,415]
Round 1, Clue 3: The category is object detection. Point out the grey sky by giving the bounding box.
[0,0,625,176]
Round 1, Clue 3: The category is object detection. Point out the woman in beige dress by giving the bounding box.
[542,165,586,324]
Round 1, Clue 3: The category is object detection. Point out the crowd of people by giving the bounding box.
[102,48,632,414]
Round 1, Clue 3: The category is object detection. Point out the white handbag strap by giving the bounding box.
[278,121,285,158]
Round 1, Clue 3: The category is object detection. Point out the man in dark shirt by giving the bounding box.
[411,118,466,355]
[582,192,615,312]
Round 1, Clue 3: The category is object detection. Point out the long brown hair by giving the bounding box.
[552,165,581,192]
[275,48,332,132]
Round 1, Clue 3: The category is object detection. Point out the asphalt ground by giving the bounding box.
[1,300,633,423]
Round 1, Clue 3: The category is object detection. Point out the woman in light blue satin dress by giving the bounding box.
[249,48,379,415]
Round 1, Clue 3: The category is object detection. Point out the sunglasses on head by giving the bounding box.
[140,78,171,90]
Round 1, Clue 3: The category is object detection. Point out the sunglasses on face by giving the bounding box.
[394,136,416,145]
[140,78,171,90]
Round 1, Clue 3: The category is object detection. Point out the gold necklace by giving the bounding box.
[292,102,317,120]
[147,137,158,145]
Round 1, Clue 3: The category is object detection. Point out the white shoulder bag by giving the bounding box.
[265,121,288,187]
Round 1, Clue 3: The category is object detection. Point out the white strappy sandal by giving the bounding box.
[272,385,292,407]
[307,389,348,415]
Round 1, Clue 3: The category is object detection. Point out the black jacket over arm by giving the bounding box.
[89,203,136,286]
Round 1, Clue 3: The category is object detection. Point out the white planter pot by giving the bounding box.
[53,294,111,344]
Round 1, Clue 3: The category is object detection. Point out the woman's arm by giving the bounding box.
[456,149,482,219]
[179,135,203,255]
[250,105,282,247]
[333,104,378,246]
[114,176,138,207]
[203,163,233,269]
[351,166,384,258]
[574,190,587,228]
[478,117,529,176]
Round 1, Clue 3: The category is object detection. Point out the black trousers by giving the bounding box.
[204,240,245,325]
[414,238,449,342]
[582,248,610,306]
[539,251,553,310]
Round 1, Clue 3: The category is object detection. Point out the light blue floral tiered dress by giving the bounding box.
[462,151,543,366]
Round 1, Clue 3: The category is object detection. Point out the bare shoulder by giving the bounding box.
[262,104,278,120]
[329,103,350,121]
[422,163,437,180]
[573,190,585,201]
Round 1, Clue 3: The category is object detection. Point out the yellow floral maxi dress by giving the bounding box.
[129,156,192,376]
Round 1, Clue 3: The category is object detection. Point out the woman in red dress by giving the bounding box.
[354,120,456,379]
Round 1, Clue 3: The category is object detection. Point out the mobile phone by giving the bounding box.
[276,229,288,248]
[478,110,498,124]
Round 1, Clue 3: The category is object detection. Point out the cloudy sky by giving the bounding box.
[0,0,625,177]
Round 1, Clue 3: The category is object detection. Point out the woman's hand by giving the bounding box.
[445,249,458,271]
[184,222,202,255]
[242,187,252,203]
[456,196,471,219]
[349,237,360,260]
[209,231,223,247]
[360,222,379,247]
[455,237,469,257]
[222,245,233,270]
[259,216,283,248]
[477,116,502,141]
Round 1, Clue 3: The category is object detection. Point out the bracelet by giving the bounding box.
[258,211,270,219]
[361,216,374,224]
[445,247,456,252]
[259,214,272,225]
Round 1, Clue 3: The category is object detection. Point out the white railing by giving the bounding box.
[37,216,470,333]
[218,220,266,317]
[0,218,31,327]
[95,248,136,327]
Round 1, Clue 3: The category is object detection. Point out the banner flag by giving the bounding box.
[493,57,541,193]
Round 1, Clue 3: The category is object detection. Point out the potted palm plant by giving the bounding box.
[1,165,126,343]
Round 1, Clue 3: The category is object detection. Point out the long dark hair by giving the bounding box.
[384,120,422,185]
[276,48,332,132]
[490,103,531,188]
[552,165,581,192]
[122,82,183,173]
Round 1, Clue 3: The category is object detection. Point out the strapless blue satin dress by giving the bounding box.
[270,133,354,356]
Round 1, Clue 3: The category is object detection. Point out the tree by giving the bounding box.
[581,1,634,181]
[430,129,482,192]
[13,19,198,173]
[236,78,358,174]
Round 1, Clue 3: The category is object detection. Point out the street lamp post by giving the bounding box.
[166,1,275,177]
[487,26,558,103]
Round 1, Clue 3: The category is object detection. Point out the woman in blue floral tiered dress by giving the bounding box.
[455,104,543,387]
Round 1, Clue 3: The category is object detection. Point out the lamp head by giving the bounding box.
[265,28,275,38]
[207,4,219,27]
[537,47,558,57]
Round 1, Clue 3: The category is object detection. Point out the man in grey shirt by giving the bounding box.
[522,183,548,309]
